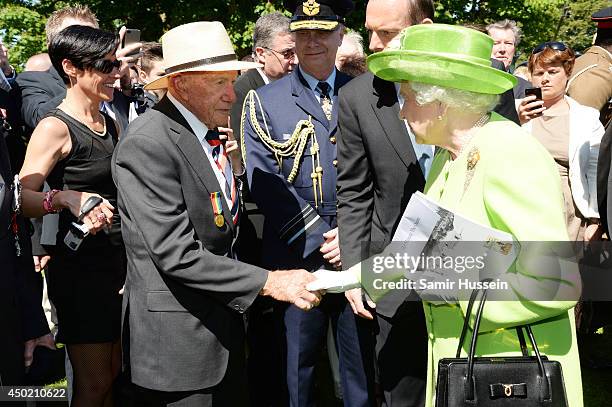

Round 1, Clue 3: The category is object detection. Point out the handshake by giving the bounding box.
[261,269,360,311]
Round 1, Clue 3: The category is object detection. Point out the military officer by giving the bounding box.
[242,1,373,406]
[567,7,612,234]
[566,7,612,128]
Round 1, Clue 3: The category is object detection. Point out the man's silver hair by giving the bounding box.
[253,12,292,51]
[486,19,521,46]
[409,82,500,115]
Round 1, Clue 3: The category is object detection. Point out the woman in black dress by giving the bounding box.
[19,25,125,406]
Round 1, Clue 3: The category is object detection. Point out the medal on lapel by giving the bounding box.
[210,192,225,228]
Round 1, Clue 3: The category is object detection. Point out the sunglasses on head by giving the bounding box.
[91,58,121,74]
[532,42,567,55]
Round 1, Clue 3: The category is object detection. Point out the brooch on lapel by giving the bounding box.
[210,192,225,228]
[463,146,481,193]
[467,147,480,171]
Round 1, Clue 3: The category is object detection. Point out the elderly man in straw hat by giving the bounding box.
[112,21,322,406]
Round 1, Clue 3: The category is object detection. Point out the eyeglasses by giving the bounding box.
[263,47,296,61]
[532,42,567,55]
[91,58,121,74]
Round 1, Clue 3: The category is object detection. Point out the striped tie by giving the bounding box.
[0,70,11,92]
[316,81,333,120]
[205,130,239,224]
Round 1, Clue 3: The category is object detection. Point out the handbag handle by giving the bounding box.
[460,284,551,402]
[457,291,529,358]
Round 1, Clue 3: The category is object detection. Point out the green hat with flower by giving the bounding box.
[367,24,517,95]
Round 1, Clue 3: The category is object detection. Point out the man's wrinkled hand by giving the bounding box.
[261,269,323,311]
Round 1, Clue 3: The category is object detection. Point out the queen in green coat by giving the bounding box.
[364,24,583,406]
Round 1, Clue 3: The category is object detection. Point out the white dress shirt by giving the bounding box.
[256,67,271,85]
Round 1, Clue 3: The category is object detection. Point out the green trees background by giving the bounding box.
[0,0,608,72]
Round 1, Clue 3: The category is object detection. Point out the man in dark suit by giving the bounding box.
[486,19,532,100]
[112,21,320,407]
[242,1,373,406]
[336,0,435,406]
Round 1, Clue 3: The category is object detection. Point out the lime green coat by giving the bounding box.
[423,113,582,407]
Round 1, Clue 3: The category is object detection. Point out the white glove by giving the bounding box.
[306,269,360,293]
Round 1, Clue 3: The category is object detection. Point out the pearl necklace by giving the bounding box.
[453,112,490,159]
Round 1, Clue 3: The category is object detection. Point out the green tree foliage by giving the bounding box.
[434,0,566,63]
[558,0,610,54]
[0,0,607,71]
[0,2,47,71]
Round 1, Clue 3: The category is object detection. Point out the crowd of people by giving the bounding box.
[1,0,611,407]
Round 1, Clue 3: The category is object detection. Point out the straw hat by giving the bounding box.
[145,21,262,90]
[367,24,517,95]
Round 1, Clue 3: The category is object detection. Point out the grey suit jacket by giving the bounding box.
[112,96,269,392]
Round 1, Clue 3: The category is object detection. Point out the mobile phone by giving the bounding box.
[524,87,542,102]
[122,28,141,57]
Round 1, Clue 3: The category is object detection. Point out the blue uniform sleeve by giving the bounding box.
[242,90,331,259]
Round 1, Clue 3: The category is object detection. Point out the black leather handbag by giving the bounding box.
[435,285,569,406]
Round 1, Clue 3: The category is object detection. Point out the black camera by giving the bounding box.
[63,196,103,251]
[132,83,145,103]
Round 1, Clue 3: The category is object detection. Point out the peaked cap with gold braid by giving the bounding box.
[284,0,354,31]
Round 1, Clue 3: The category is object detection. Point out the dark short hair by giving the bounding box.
[407,0,435,26]
[528,45,575,77]
[49,25,119,84]
[139,42,163,74]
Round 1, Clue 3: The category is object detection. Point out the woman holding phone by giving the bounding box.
[19,25,125,406]
[519,42,604,243]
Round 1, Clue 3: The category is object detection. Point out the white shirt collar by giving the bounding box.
[256,68,271,85]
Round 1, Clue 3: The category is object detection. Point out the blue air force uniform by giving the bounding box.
[242,66,373,406]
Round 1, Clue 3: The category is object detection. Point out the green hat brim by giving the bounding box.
[367,50,517,95]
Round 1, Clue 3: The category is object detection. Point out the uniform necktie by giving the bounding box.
[205,130,239,224]
[316,81,333,121]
